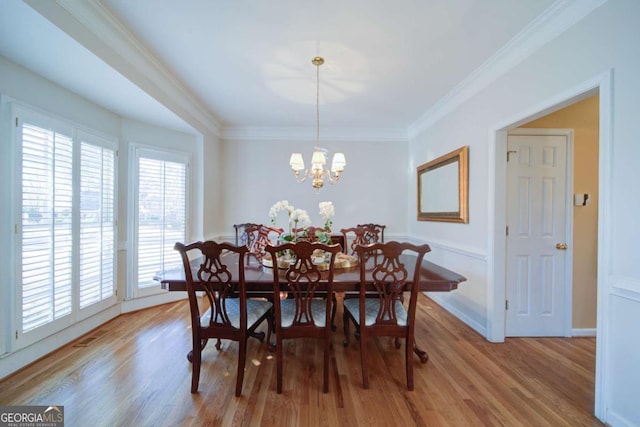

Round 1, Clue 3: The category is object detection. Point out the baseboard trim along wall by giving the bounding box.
[572,328,596,337]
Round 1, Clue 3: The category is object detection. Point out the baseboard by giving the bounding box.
[606,408,635,427]
[572,328,596,337]
[121,291,186,313]
[426,293,487,337]
[0,305,121,380]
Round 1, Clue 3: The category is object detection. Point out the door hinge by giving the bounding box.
[506,226,509,236]
[15,330,18,339]
[507,150,516,161]
[505,300,509,310]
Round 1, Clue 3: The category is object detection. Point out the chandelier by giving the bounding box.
[289,56,346,190]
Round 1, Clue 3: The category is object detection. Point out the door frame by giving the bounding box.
[506,128,574,337]
[487,69,612,420]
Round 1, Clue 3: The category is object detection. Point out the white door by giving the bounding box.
[506,130,571,337]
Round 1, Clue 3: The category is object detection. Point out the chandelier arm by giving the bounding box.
[324,169,342,185]
[292,169,308,183]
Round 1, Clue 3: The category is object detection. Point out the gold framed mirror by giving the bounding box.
[417,146,469,223]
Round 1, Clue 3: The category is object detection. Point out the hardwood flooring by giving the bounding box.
[0,295,603,426]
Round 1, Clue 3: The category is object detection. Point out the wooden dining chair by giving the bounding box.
[244,224,284,264]
[342,241,431,390]
[174,241,273,396]
[233,222,260,246]
[340,225,381,255]
[335,225,384,330]
[264,241,342,394]
[356,223,386,243]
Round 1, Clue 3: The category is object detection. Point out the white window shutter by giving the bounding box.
[17,111,118,348]
[79,141,116,308]
[21,123,73,332]
[136,154,187,290]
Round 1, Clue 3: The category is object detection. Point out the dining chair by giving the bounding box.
[340,225,381,255]
[356,223,386,243]
[335,225,384,330]
[233,222,260,246]
[174,240,273,396]
[342,241,431,390]
[264,241,342,394]
[244,224,284,264]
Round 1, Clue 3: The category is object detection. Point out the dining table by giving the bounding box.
[156,252,467,363]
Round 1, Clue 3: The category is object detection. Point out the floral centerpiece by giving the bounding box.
[269,200,334,244]
[265,200,356,270]
[269,200,310,243]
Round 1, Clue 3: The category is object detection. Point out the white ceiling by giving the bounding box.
[0,0,566,138]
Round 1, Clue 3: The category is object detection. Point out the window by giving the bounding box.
[131,145,189,297]
[15,107,117,348]
[21,123,74,334]
[79,135,116,308]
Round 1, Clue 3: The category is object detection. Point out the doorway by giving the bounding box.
[505,95,599,338]
[490,73,610,419]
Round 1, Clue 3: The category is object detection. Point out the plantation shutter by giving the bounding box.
[79,138,116,308]
[136,155,187,290]
[21,123,73,332]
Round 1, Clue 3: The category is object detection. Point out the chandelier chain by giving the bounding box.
[289,56,344,190]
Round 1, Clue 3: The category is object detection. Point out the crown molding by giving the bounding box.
[28,0,222,136]
[222,126,408,143]
[408,0,609,139]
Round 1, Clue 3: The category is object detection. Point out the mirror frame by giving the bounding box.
[417,146,469,223]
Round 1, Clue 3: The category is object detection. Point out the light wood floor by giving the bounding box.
[0,295,603,427]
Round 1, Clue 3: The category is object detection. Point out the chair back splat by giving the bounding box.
[265,241,342,394]
[233,222,260,246]
[342,241,430,390]
[174,240,272,396]
[356,223,386,243]
[234,223,283,264]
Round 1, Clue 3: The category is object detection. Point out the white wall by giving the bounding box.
[218,137,408,240]
[0,55,201,378]
[408,0,640,424]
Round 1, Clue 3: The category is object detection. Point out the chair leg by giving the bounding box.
[191,346,201,393]
[406,337,414,391]
[343,311,350,347]
[236,337,247,397]
[323,329,330,393]
[360,330,369,389]
[265,315,274,352]
[330,294,337,331]
[276,337,283,394]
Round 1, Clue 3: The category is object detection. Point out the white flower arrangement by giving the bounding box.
[269,200,334,243]
[290,208,312,230]
[269,200,294,225]
[318,201,334,230]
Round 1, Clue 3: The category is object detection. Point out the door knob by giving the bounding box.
[555,243,568,250]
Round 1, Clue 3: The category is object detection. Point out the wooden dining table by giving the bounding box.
[156,252,467,363]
